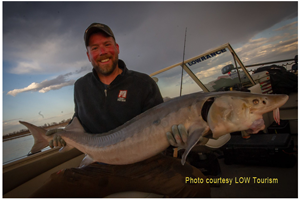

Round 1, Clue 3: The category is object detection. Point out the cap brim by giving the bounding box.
[85,27,113,47]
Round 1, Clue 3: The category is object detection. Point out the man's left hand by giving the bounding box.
[46,128,66,148]
[166,124,188,148]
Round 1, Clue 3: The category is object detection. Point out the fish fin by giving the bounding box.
[202,129,213,138]
[79,154,94,168]
[205,134,231,148]
[202,130,218,140]
[19,121,49,153]
[59,145,74,153]
[65,117,86,134]
[181,126,210,165]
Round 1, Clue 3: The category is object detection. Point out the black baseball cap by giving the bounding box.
[84,23,115,47]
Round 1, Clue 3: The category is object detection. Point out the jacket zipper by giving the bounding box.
[104,84,110,97]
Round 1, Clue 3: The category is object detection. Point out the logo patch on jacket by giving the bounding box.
[117,90,127,102]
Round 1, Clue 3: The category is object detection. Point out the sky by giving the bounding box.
[2,1,298,135]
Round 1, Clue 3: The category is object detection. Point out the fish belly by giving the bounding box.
[83,127,169,165]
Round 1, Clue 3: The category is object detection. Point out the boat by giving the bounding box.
[3,43,297,198]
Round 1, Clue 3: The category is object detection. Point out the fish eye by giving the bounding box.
[253,99,259,105]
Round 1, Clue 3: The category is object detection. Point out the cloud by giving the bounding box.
[234,31,298,65]
[38,80,76,93]
[275,21,298,31]
[3,2,297,76]
[3,2,152,75]
[12,61,43,74]
[7,66,89,96]
[3,118,23,124]
[3,2,298,96]
[3,119,24,134]
[5,34,88,75]
[7,77,74,97]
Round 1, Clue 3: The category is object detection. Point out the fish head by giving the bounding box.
[207,92,289,138]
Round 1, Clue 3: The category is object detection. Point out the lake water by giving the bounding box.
[3,136,50,164]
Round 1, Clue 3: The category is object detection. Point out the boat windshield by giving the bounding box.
[151,43,255,98]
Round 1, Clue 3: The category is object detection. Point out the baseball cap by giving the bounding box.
[84,23,115,47]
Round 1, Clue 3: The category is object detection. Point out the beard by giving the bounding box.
[92,56,119,76]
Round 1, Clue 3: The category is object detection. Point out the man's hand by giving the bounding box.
[45,128,66,148]
[166,124,188,148]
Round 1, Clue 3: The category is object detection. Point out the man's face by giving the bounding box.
[86,32,120,76]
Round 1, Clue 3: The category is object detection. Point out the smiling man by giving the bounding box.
[85,23,121,83]
[73,23,165,135]
[31,23,210,198]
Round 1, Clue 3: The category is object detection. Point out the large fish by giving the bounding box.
[20,91,288,166]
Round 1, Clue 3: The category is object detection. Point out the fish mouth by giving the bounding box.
[245,107,281,136]
[245,118,265,135]
[247,94,288,134]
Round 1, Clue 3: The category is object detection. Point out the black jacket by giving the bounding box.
[73,59,163,134]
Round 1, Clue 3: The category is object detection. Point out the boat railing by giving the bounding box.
[245,58,295,71]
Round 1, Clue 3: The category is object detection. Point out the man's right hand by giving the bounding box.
[166,124,188,149]
[45,128,66,148]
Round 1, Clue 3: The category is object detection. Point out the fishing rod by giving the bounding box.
[179,28,187,97]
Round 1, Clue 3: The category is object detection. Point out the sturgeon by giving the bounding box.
[20,91,288,166]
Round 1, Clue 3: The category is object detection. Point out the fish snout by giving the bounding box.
[277,94,289,107]
[252,94,289,114]
[267,94,289,111]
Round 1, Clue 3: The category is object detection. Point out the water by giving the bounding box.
[3,136,50,164]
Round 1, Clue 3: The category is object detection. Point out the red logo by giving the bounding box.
[118,90,127,98]
[118,90,127,102]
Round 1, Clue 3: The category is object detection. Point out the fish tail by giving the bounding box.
[19,121,49,153]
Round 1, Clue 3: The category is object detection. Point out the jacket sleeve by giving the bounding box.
[141,77,164,113]
[69,82,79,124]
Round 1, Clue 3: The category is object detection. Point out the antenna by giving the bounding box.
[180,28,187,97]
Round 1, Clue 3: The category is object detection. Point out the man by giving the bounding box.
[31,23,210,198]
